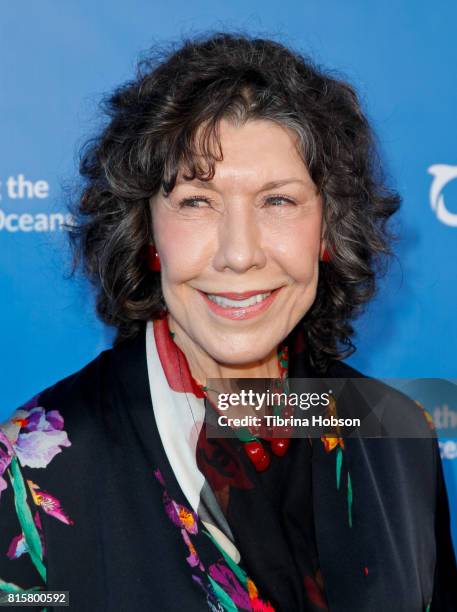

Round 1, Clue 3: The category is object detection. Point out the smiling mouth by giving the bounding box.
[196,287,283,318]
[205,292,272,308]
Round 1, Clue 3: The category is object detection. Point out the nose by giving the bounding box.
[212,202,267,273]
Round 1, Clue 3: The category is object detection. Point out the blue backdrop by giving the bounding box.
[1,1,456,545]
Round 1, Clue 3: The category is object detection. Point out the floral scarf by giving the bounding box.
[147,317,328,611]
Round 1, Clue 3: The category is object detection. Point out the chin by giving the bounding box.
[205,341,276,367]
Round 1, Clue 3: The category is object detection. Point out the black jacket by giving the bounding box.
[0,326,456,611]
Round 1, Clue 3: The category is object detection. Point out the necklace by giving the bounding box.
[224,343,292,472]
[168,320,292,473]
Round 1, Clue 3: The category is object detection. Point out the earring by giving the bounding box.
[147,244,161,271]
[321,247,330,263]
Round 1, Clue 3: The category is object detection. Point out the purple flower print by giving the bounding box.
[153,468,275,611]
[7,511,45,560]
[27,480,74,525]
[209,561,251,610]
[0,399,73,588]
[6,532,28,560]
[163,493,199,535]
[0,443,11,497]
[1,406,70,470]
[154,469,203,570]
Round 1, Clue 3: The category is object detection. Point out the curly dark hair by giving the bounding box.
[69,31,401,372]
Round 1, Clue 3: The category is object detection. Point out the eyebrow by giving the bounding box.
[174,178,309,192]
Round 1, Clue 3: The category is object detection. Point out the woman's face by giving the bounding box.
[150,118,324,365]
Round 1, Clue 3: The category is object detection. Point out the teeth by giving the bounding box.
[207,292,271,308]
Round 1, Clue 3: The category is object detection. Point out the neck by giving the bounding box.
[167,314,281,387]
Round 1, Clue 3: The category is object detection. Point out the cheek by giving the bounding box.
[154,216,213,283]
[270,219,322,282]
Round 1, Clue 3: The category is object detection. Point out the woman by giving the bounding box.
[0,33,456,611]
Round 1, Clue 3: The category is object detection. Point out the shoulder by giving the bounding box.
[0,345,129,592]
[0,329,148,462]
[326,358,436,438]
[0,350,107,481]
[2,330,146,424]
[0,352,94,432]
[326,361,444,525]
[31,348,111,412]
[0,348,111,468]
[322,360,442,518]
[325,359,366,378]
[0,352,117,592]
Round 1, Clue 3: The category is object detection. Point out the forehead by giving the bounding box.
[175,118,313,191]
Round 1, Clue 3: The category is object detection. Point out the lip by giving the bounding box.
[197,287,283,320]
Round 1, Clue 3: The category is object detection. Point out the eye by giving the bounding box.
[177,195,212,208]
[264,195,297,206]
